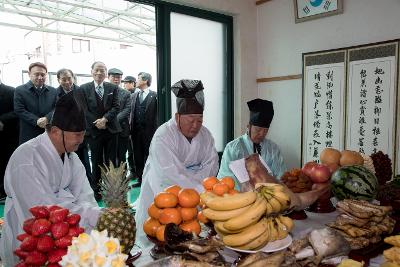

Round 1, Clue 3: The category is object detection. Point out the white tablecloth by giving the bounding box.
[132,211,384,267]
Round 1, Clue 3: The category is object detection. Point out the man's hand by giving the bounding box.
[36,117,48,128]
[0,121,4,131]
[93,117,108,129]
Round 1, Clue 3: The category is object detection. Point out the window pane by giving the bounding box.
[170,12,227,151]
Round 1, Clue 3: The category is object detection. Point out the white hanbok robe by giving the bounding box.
[0,133,101,266]
[217,133,287,189]
[135,118,219,247]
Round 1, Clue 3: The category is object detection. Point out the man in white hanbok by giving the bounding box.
[218,99,287,189]
[135,79,219,247]
[0,91,101,266]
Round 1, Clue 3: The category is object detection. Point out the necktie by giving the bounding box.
[96,85,103,100]
[253,143,261,155]
[139,91,144,103]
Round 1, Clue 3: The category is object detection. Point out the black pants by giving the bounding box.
[127,136,134,172]
[75,140,92,181]
[87,131,117,195]
[0,140,18,198]
[132,127,151,181]
[116,134,129,166]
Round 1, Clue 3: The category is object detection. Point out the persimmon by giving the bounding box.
[202,176,219,190]
[179,220,201,235]
[154,192,178,208]
[148,202,162,219]
[156,224,166,242]
[178,189,200,208]
[228,189,239,195]
[159,208,182,225]
[143,217,161,237]
[164,185,182,197]
[197,210,209,224]
[180,207,198,221]
[212,182,229,196]
[221,177,235,190]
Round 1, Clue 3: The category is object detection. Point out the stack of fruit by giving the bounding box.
[381,235,400,267]
[14,205,84,266]
[59,229,128,266]
[143,185,202,242]
[202,176,238,195]
[280,168,313,193]
[370,150,393,185]
[201,183,294,251]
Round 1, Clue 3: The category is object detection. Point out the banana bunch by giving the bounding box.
[258,183,291,215]
[200,188,294,251]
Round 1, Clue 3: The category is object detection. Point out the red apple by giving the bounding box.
[302,161,318,177]
[309,164,331,183]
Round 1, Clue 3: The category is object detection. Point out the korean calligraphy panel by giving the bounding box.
[302,51,346,164]
[346,42,398,171]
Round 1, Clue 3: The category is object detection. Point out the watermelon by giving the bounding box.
[331,165,378,201]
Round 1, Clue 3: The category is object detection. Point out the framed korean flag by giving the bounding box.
[294,0,343,23]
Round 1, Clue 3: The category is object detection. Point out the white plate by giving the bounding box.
[226,235,292,254]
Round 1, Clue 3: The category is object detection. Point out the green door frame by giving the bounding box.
[130,0,234,148]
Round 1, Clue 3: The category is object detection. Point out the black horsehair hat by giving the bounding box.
[247,98,274,128]
[171,79,204,114]
[51,91,86,132]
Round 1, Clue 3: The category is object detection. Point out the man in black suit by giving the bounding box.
[14,62,57,144]
[55,68,92,181]
[122,75,137,179]
[130,72,158,187]
[0,73,18,198]
[108,68,132,166]
[80,62,120,199]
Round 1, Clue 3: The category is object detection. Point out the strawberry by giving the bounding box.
[29,206,50,219]
[31,218,51,236]
[68,226,81,237]
[48,205,63,212]
[20,236,38,251]
[17,233,31,242]
[25,250,47,266]
[15,261,28,267]
[48,248,67,263]
[54,235,72,248]
[36,235,55,252]
[49,208,69,223]
[47,264,62,267]
[66,213,81,226]
[14,248,29,259]
[51,222,69,239]
[22,218,35,235]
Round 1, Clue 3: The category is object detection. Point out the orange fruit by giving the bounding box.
[143,217,161,237]
[159,208,182,225]
[228,189,239,195]
[148,202,162,219]
[178,189,200,208]
[156,225,166,242]
[202,176,219,190]
[154,192,178,208]
[165,185,182,197]
[212,182,229,196]
[179,220,201,235]
[180,207,198,222]
[221,177,235,190]
[197,210,209,224]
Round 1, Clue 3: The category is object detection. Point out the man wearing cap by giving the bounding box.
[218,98,286,188]
[134,79,219,246]
[80,61,119,200]
[129,72,157,186]
[108,68,132,167]
[14,62,57,144]
[0,92,101,266]
[122,75,137,93]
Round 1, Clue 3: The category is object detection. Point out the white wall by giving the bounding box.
[167,0,258,135]
[257,0,400,170]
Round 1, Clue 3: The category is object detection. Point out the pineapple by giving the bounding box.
[95,162,136,254]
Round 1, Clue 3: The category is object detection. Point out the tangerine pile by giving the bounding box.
[143,185,203,242]
[202,176,237,196]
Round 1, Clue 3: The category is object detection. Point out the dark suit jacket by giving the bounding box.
[0,83,18,146]
[14,81,57,144]
[117,88,132,137]
[80,81,120,137]
[130,89,158,141]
